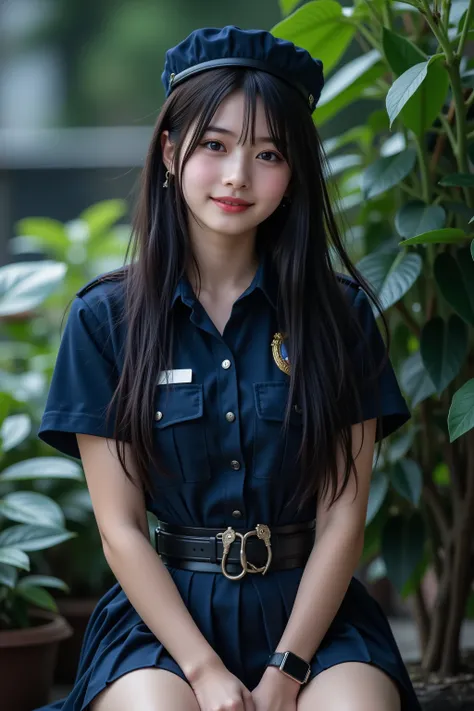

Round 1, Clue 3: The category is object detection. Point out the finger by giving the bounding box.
[243,688,256,711]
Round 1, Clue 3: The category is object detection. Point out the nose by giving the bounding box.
[222,151,250,190]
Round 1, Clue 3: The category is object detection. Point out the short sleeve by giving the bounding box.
[38,296,120,459]
[349,287,411,441]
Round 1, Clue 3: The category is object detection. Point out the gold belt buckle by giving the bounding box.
[216,524,272,581]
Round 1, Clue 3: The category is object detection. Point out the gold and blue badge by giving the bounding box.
[271,332,290,375]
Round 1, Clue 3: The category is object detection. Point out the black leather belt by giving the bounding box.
[155,519,315,580]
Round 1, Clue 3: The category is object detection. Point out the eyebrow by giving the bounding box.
[204,125,275,144]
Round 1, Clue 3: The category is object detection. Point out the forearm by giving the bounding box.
[275,520,364,662]
[103,527,220,681]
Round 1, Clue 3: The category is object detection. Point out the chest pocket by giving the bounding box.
[153,384,211,485]
[252,381,303,480]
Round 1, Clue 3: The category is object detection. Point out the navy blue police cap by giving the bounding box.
[161,25,324,113]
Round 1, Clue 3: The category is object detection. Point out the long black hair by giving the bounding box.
[103,66,388,513]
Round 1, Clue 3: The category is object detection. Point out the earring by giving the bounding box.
[280,196,290,208]
[163,170,170,188]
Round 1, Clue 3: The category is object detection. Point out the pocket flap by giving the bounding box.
[254,382,302,424]
[154,384,203,429]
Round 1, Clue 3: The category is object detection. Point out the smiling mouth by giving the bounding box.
[211,198,253,206]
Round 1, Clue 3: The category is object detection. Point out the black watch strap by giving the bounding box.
[266,651,311,685]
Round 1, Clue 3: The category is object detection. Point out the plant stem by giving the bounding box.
[457,0,474,57]
[356,22,381,52]
[437,113,458,155]
[415,134,431,202]
[421,0,474,207]
[363,0,383,28]
[399,182,421,199]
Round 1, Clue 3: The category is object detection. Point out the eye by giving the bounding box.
[258,151,282,163]
[201,140,224,152]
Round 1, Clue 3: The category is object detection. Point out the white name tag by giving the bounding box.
[157,368,193,385]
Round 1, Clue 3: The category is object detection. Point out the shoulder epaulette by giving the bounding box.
[76,267,128,298]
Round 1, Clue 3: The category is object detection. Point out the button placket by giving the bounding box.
[213,342,246,521]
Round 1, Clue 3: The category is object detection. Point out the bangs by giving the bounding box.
[178,68,293,172]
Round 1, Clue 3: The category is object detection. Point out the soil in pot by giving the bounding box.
[0,610,72,711]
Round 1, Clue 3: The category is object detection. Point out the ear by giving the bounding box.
[160,130,175,174]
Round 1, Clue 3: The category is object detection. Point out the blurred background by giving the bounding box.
[0,0,364,264]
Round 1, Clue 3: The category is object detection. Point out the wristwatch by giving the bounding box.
[266,651,311,685]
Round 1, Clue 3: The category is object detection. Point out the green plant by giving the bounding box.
[0,261,85,629]
[1,202,130,603]
[275,0,474,676]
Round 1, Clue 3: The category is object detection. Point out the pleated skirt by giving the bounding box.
[35,568,421,711]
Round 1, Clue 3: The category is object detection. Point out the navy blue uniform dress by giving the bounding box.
[36,255,421,710]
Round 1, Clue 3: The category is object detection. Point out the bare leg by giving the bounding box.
[297,662,402,711]
[91,668,200,711]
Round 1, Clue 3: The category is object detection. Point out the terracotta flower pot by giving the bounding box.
[0,610,72,711]
[54,597,99,684]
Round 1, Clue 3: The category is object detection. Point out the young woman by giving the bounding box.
[36,25,421,711]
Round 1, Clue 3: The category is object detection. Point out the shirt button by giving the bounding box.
[232,510,242,519]
[225,412,236,423]
[154,411,163,421]
[222,359,232,369]
[230,460,241,471]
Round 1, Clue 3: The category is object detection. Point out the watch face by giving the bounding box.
[282,652,310,682]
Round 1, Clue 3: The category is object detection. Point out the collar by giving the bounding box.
[171,251,278,310]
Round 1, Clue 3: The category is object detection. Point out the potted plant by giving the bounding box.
[0,450,86,711]
[274,0,474,707]
[0,259,89,710]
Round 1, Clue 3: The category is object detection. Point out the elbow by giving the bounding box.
[100,523,146,563]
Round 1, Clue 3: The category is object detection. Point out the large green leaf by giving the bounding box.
[272,1,355,74]
[356,248,422,311]
[18,575,69,593]
[448,379,474,442]
[15,218,67,257]
[400,228,467,247]
[439,173,474,187]
[400,351,437,407]
[79,199,127,242]
[383,26,426,76]
[0,457,83,482]
[0,414,31,452]
[0,547,30,571]
[325,154,362,178]
[420,315,469,393]
[16,585,58,612]
[395,201,446,238]
[390,459,423,506]
[0,492,65,528]
[0,525,75,551]
[387,56,448,134]
[0,261,67,317]
[387,428,417,464]
[366,473,389,525]
[279,0,301,15]
[315,50,384,125]
[381,513,425,593]
[0,564,17,588]
[362,149,417,199]
[434,250,474,326]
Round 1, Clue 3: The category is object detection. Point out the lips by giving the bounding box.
[211,197,252,206]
